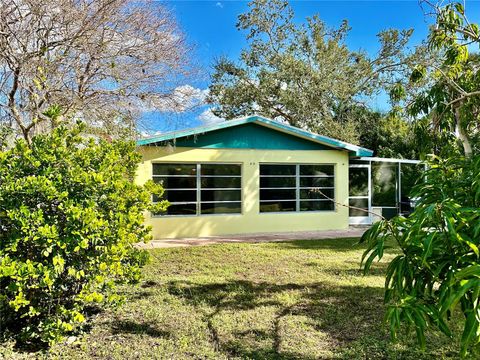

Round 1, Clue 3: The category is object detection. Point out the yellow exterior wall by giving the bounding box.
[136,147,350,239]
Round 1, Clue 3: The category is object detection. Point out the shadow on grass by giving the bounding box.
[272,238,366,252]
[219,343,322,360]
[141,280,159,288]
[2,336,50,354]
[272,238,400,256]
[0,304,106,354]
[110,319,170,338]
[314,260,391,277]
[165,279,386,359]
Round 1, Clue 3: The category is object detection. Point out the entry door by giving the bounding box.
[348,164,371,225]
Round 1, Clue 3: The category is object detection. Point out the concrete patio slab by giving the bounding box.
[138,227,369,249]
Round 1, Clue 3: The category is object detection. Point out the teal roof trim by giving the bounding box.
[148,123,330,150]
[137,115,373,156]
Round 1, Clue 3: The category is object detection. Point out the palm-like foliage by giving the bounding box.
[361,155,480,356]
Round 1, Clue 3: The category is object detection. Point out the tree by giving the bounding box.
[392,1,480,157]
[207,0,424,144]
[354,108,420,159]
[360,2,480,356]
[0,124,167,346]
[361,155,480,357]
[0,0,191,143]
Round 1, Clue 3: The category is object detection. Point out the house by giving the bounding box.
[135,115,383,239]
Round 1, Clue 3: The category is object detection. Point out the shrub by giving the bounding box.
[360,155,480,356]
[0,125,166,346]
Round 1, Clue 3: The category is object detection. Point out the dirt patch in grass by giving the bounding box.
[1,237,476,359]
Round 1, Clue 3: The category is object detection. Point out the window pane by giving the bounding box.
[201,177,241,189]
[201,164,240,176]
[163,190,197,203]
[260,201,296,212]
[260,177,296,188]
[201,202,241,214]
[156,203,197,216]
[153,176,196,189]
[260,189,296,201]
[300,200,334,211]
[300,177,334,188]
[300,188,334,200]
[258,163,335,213]
[153,163,196,176]
[349,198,368,217]
[300,165,334,176]
[260,164,296,176]
[201,190,241,202]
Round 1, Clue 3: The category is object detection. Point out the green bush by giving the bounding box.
[0,125,167,346]
[361,155,480,356]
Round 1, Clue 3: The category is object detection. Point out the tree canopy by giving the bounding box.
[392,1,480,157]
[361,2,480,356]
[207,0,425,145]
[0,0,191,143]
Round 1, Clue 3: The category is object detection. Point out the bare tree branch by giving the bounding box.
[0,0,194,141]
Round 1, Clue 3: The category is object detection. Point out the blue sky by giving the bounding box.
[143,0,480,133]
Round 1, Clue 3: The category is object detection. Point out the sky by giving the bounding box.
[142,0,480,134]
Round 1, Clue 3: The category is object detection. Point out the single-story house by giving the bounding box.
[136,115,421,239]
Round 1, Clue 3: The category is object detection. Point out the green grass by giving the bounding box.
[1,238,474,359]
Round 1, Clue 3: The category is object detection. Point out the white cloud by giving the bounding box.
[148,85,208,113]
[139,130,162,138]
[198,108,224,125]
[215,2,223,9]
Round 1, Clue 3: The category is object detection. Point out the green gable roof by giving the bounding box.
[141,123,331,151]
[137,115,373,157]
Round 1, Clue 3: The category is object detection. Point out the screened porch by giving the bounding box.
[348,157,424,225]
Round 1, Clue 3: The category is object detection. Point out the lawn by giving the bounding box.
[1,238,473,359]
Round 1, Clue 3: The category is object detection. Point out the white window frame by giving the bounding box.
[259,163,336,213]
[152,162,243,217]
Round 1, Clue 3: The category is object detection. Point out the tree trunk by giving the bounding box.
[454,106,473,158]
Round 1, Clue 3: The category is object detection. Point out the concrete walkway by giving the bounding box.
[139,227,368,249]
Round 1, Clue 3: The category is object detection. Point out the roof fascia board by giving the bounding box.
[356,156,421,164]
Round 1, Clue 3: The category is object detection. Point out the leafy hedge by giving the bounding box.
[361,155,480,357]
[0,125,166,346]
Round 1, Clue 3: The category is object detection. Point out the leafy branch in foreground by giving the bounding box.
[360,155,480,357]
[0,124,167,346]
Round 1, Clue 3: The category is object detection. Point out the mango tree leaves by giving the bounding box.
[360,155,480,356]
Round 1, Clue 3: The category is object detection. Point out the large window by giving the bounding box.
[260,164,335,213]
[152,163,242,216]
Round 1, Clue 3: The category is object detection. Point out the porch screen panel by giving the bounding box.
[152,163,241,215]
[348,166,370,217]
[372,163,398,207]
[399,163,423,215]
[260,164,335,212]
